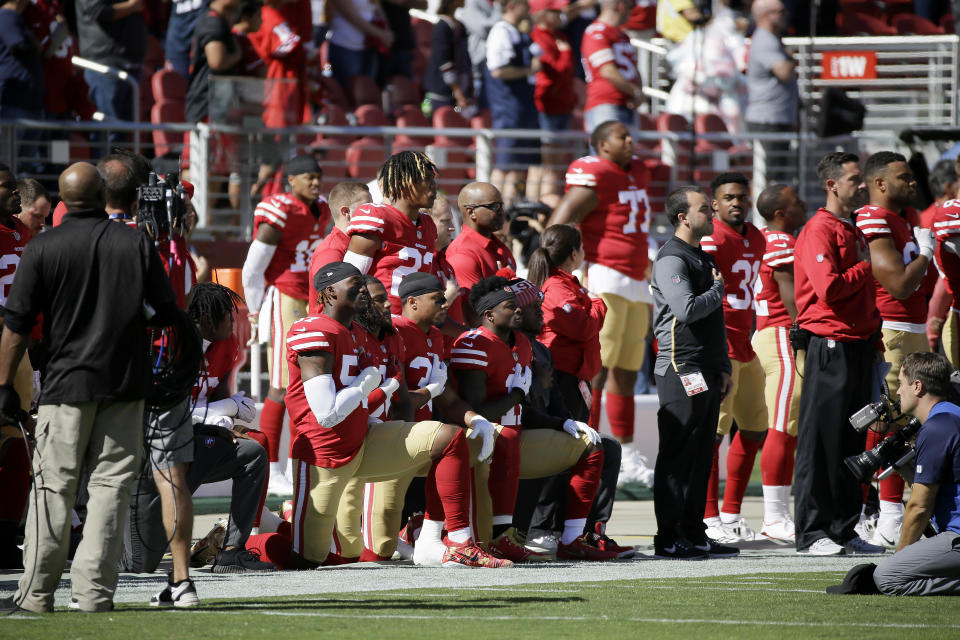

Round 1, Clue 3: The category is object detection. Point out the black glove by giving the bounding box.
[0,384,26,427]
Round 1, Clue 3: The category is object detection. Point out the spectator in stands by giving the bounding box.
[327,0,394,90]
[166,0,207,78]
[656,0,705,44]
[380,0,424,83]
[623,0,657,38]
[665,2,747,133]
[76,0,148,122]
[485,0,541,204]
[0,0,43,120]
[529,0,574,206]
[915,0,951,25]
[745,0,798,183]
[22,0,73,121]
[185,0,244,125]
[423,0,473,115]
[581,0,642,138]
[233,0,266,76]
[14,178,49,235]
[461,0,501,105]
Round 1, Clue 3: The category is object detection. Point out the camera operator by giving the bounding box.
[871,352,960,596]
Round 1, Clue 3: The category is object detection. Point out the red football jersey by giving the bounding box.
[450,326,532,429]
[258,4,307,127]
[193,334,240,402]
[286,315,368,468]
[346,203,439,313]
[755,228,795,331]
[580,20,638,110]
[933,198,960,306]
[254,193,331,301]
[308,227,350,316]
[564,155,651,281]
[354,325,404,422]
[0,217,29,308]
[855,205,928,325]
[393,314,448,421]
[701,219,764,361]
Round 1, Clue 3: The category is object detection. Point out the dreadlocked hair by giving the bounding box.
[188,282,243,336]
[354,275,386,335]
[378,151,437,202]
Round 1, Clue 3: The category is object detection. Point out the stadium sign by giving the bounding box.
[821,51,878,80]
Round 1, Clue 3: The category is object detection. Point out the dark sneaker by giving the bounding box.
[489,528,543,563]
[653,537,708,560]
[0,596,23,614]
[692,539,740,558]
[150,577,200,608]
[212,548,276,573]
[589,522,637,559]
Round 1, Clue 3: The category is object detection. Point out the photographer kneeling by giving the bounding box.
[872,352,960,596]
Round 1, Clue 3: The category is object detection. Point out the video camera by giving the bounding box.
[844,397,922,484]
[136,172,188,243]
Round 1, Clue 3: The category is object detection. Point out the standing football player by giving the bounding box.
[699,172,769,544]
[242,154,331,494]
[547,120,655,487]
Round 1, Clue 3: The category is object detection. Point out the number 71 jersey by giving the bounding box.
[565,155,651,281]
[701,219,765,362]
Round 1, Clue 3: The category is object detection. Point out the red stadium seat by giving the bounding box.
[151,101,185,157]
[394,104,432,147]
[318,75,351,112]
[636,112,657,149]
[837,0,881,18]
[151,69,187,103]
[354,104,390,127]
[348,75,382,108]
[893,14,945,35]
[346,137,389,180]
[412,17,434,49]
[313,103,353,179]
[432,106,470,144]
[657,113,693,180]
[470,109,492,130]
[883,0,915,21]
[837,12,897,35]
[386,74,422,108]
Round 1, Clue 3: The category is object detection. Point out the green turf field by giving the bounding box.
[3,572,958,640]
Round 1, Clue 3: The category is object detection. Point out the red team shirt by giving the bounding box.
[308,227,350,316]
[286,315,368,467]
[564,155,651,282]
[795,208,880,341]
[701,219,765,362]
[855,205,931,325]
[580,20,639,111]
[193,334,241,402]
[755,228,795,331]
[0,218,29,308]
[254,193,331,301]
[258,4,307,127]
[538,269,607,380]
[450,326,532,429]
[932,198,960,307]
[393,314,448,421]
[445,226,517,292]
[530,26,575,115]
[346,203,439,313]
[355,326,404,422]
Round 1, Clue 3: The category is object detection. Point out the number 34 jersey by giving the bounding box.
[347,203,439,313]
[701,219,765,362]
[564,155,651,281]
[253,193,331,301]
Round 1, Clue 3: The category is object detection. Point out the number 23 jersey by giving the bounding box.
[253,193,331,301]
[565,155,651,281]
[701,219,765,362]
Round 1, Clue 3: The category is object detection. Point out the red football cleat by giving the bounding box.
[488,528,546,563]
[589,522,637,559]
[442,539,514,568]
[557,534,621,561]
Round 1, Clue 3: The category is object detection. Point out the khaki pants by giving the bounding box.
[16,400,144,613]
[598,293,651,371]
[716,355,769,436]
[881,328,930,396]
[266,290,307,389]
[754,326,801,436]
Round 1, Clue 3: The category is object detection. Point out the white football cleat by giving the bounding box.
[412,536,447,566]
[760,517,795,544]
[872,513,902,549]
[798,537,844,556]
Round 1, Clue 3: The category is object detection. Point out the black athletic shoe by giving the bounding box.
[0,596,23,615]
[692,539,740,558]
[150,577,200,608]
[653,537,708,560]
[212,548,277,573]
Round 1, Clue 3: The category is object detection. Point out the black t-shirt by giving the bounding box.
[382,1,415,51]
[185,10,237,123]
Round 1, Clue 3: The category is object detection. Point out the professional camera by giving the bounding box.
[136,171,187,243]
[844,399,921,483]
[506,200,551,265]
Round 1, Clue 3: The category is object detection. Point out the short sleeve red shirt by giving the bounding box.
[355,325,404,422]
[193,334,240,402]
[755,228,795,331]
[444,225,517,291]
[855,205,929,325]
[933,198,960,307]
[531,26,575,115]
[286,315,368,468]
[393,314,448,421]
[346,203,439,313]
[254,193,331,301]
[581,20,638,110]
[450,326,531,429]
[700,219,765,361]
[0,217,30,308]
[308,227,350,316]
[565,155,652,281]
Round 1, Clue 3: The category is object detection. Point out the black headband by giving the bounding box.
[399,272,443,301]
[314,261,361,293]
[473,287,517,315]
[286,154,321,177]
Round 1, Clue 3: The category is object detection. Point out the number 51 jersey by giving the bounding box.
[564,155,651,281]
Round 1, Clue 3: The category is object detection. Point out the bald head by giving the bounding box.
[59,162,106,212]
[752,0,786,31]
[458,182,505,236]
